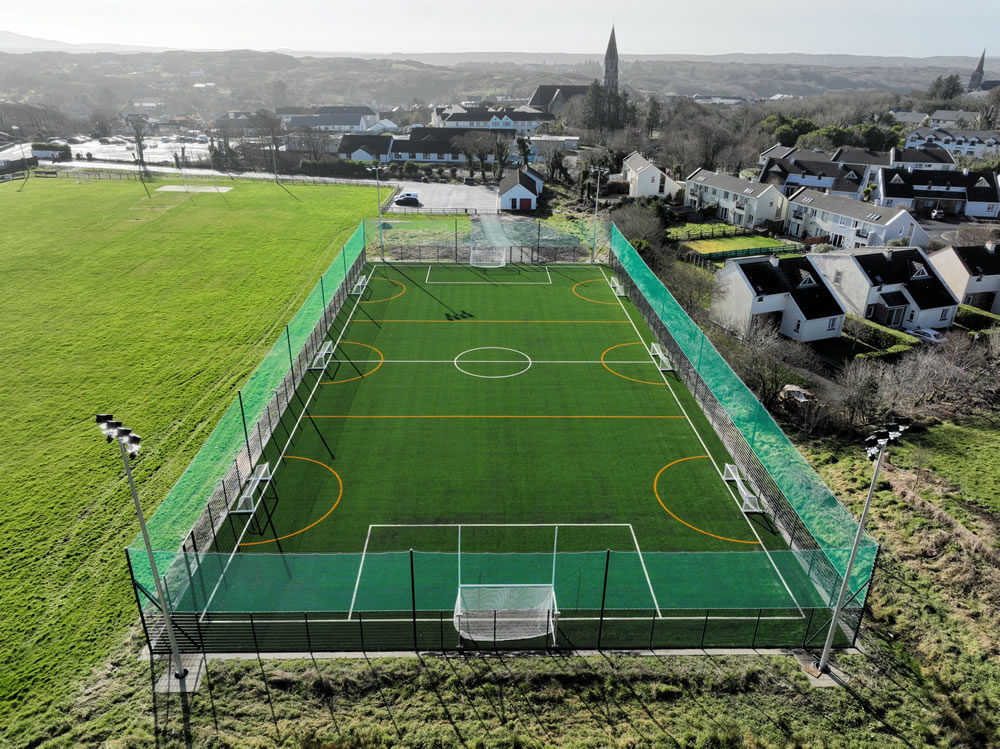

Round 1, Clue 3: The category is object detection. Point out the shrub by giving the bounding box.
[955,303,1000,332]
[888,237,910,246]
[856,343,913,361]
[812,243,836,253]
[844,314,920,349]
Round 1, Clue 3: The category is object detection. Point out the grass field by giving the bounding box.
[0,177,380,742]
[683,235,787,254]
[166,262,831,633]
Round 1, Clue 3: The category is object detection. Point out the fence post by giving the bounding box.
[700,610,710,648]
[358,611,365,652]
[304,612,313,653]
[803,608,815,648]
[238,390,252,469]
[597,549,610,650]
[648,609,656,650]
[410,549,417,651]
[751,609,761,648]
[285,324,295,377]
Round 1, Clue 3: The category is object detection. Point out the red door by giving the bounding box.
[519,198,532,211]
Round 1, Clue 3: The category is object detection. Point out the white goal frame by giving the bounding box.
[469,247,507,268]
[648,342,674,372]
[454,584,559,644]
[723,463,763,513]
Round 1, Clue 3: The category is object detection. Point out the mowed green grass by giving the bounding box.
[684,235,786,254]
[189,265,825,616]
[0,178,378,741]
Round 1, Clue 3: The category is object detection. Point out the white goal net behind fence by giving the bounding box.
[470,247,507,268]
[454,584,557,642]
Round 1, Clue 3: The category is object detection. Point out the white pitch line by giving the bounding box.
[599,265,805,618]
[327,359,656,365]
[424,264,553,285]
[347,525,374,620]
[628,523,662,618]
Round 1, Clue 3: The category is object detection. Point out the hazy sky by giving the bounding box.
[6,0,1000,56]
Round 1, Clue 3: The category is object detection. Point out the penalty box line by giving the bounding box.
[600,266,805,619]
[425,264,553,285]
[347,523,661,620]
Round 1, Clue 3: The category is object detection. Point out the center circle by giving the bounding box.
[453,347,533,379]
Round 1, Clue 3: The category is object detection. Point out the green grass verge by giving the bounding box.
[684,235,785,254]
[0,178,375,740]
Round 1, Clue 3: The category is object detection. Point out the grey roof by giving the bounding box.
[829,148,890,167]
[891,146,955,165]
[527,84,590,110]
[338,135,393,156]
[787,188,906,226]
[760,145,833,162]
[890,111,928,124]
[688,168,777,198]
[938,244,1000,276]
[443,108,551,123]
[289,114,362,128]
[499,170,537,195]
[736,257,844,320]
[316,106,377,115]
[850,248,957,309]
[760,158,865,194]
[880,168,1000,203]
[930,110,979,121]
[909,127,1000,143]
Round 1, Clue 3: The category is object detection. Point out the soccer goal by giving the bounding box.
[470,247,507,268]
[454,584,558,644]
[723,463,763,513]
[649,342,674,372]
[608,276,626,297]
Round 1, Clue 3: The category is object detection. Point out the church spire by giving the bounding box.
[970,48,986,91]
[604,26,619,92]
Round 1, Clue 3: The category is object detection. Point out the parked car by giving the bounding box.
[910,328,944,344]
[464,177,476,185]
[394,192,420,206]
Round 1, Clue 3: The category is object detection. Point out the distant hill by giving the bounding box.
[0,29,170,54]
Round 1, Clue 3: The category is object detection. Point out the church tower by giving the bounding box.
[604,26,619,92]
[970,48,986,92]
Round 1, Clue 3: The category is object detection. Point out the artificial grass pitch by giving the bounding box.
[196,263,828,614]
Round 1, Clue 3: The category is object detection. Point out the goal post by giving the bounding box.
[454,584,558,644]
[470,247,507,268]
[724,463,763,513]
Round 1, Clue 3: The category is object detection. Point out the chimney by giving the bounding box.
[963,168,970,176]
[987,241,998,254]
[907,166,913,174]
[770,255,780,267]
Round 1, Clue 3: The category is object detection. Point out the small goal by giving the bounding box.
[454,584,558,644]
[470,247,507,269]
[723,463,763,513]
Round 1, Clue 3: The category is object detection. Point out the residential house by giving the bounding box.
[685,168,787,228]
[810,247,958,329]
[757,155,867,199]
[711,255,846,342]
[213,111,258,132]
[905,127,1000,159]
[888,146,956,170]
[498,170,539,211]
[873,168,1000,218]
[337,135,393,162]
[390,137,465,164]
[928,110,980,128]
[367,119,399,135]
[622,152,681,198]
[522,166,545,194]
[527,84,591,115]
[432,106,554,135]
[785,188,930,248]
[929,242,1000,314]
[889,111,929,128]
[288,114,369,133]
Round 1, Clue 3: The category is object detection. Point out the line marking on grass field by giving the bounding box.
[359,277,407,304]
[350,319,631,324]
[627,523,662,617]
[653,457,759,545]
[325,359,655,364]
[320,341,384,384]
[599,265,804,616]
[601,343,667,386]
[239,456,342,546]
[348,525,374,620]
[425,264,553,285]
[454,347,532,379]
[305,414,687,419]
[572,278,619,305]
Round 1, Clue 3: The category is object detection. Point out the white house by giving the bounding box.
[810,247,958,330]
[367,119,399,135]
[905,127,1000,159]
[888,146,956,171]
[928,110,980,128]
[337,135,393,162]
[711,255,846,342]
[622,152,681,198]
[288,114,369,133]
[432,106,554,135]
[685,168,787,228]
[929,241,1000,314]
[497,170,538,211]
[522,166,545,194]
[889,111,929,128]
[758,155,867,199]
[873,167,1000,219]
[785,188,931,249]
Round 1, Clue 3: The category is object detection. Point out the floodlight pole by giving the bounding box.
[817,421,905,674]
[368,163,385,262]
[119,438,188,684]
[592,168,607,263]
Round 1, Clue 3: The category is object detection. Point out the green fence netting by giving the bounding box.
[609,225,877,592]
[132,224,365,567]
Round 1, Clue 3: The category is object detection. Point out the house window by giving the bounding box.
[865,304,875,319]
[940,308,949,320]
[908,309,915,322]
[794,320,801,333]
[827,317,837,330]
[833,270,843,285]
[965,295,973,304]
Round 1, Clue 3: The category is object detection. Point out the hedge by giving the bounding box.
[955,303,1000,332]
[298,158,371,178]
[31,142,71,156]
[855,343,914,362]
[844,314,920,349]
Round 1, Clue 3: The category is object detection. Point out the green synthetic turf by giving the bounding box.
[183,263,831,615]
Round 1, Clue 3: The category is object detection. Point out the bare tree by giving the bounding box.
[91,110,117,138]
[729,321,822,410]
[125,114,151,174]
[293,127,331,161]
[493,137,510,181]
[452,133,478,178]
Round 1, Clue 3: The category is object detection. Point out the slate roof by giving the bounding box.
[499,170,537,195]
[338,135,393,156]
[852,248,957,309]
[909,127,1000,144]
[688,168,777,198]
[830,148,891,167]
[760,145,833,162]
[289,114,363,128]
[736,257,844,320]
[890,111,928,124]
[316,106,377,115]
[945,244,1000,276]
[391,138,460,155]
[891,146,955,165]
[931,110,979,122]
[880,168,1000,203]
[788,188,905,226]
[528,84,590,110]
[760,158,865,194]
[407,127,497,142]
[443,108,552,123]
[880,291,908,307]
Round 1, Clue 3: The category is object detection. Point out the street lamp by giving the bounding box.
[592,167,609,263]
[816,416,910,674]
[367,163,387,262]
[97,414,188,685]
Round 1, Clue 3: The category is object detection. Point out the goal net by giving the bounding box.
[454,584,558,642]
[470,247,507,268]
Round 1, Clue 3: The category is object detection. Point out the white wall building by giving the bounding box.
[929,242,1000,314]
[622,152,681,198]
[810,247,958,330]
[685,168,787,227]
[905,128,1000,159]
[873,168,1000,219]
[785,188,930,249]
[711,255,846,341]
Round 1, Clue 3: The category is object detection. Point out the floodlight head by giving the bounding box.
[897,416,911,429]
[103,420,122,441]
[96,414,113,425]
[886,421,899,434]
[116,427,132,441]
[127,434,142,456]
[865,436,879,450]
[875,429,890,445]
